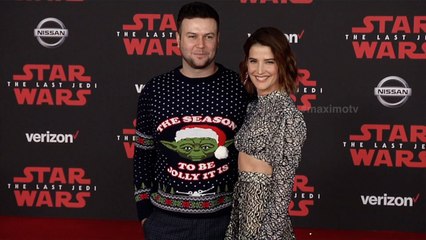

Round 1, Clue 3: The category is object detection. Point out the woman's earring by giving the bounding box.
[243,73,248,85]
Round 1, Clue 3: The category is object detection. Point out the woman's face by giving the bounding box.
[247,43,279,96]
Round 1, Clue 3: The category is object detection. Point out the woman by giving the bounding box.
[225,27,307,240]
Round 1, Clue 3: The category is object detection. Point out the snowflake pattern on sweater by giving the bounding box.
[133,64,248,220]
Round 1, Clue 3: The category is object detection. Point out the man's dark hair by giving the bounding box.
[177,2,220,33]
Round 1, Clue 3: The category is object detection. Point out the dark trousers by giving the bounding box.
[143,208,231,240]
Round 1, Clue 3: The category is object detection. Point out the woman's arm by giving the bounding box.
[259,109,307,239]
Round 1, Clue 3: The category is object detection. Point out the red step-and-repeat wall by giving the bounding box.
[0,0,425,233]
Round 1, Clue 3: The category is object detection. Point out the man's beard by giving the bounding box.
[183,55,215,70]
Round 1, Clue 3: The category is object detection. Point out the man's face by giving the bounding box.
[177,18,219,71]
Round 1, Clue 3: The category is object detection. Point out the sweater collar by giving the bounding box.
[174,63,224,83]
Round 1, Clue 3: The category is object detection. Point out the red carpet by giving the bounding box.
[0,216,424,240]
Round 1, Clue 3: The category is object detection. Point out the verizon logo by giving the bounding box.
[25,130,79,143]
[361,193,420,207]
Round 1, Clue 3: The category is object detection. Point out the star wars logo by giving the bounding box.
[291,68,322,112]
[117,119,137,160]
[117,13,180,56]
[343,124,426,168]
[240,0,313,4]
[8,64,97,106]
[8,166,97,208]
[346,16,426,59]
[289,175,320,217]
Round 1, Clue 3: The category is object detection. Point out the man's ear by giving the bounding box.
[176,31,180,48]
[217,32,220,48]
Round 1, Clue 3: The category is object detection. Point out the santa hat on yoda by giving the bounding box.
[175,124,232,159]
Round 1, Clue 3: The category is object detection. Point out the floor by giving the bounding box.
[0,216,424,240]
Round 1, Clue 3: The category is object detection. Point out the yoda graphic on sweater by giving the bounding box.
[161,125,233,161]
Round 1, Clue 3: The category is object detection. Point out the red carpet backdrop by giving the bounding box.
[0,0,425,234]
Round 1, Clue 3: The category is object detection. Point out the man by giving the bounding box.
[133,2,248,240]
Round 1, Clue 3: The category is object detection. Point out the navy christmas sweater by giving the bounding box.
[134,64,248,220]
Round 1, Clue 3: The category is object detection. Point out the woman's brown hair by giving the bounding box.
[240,27,299,96]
